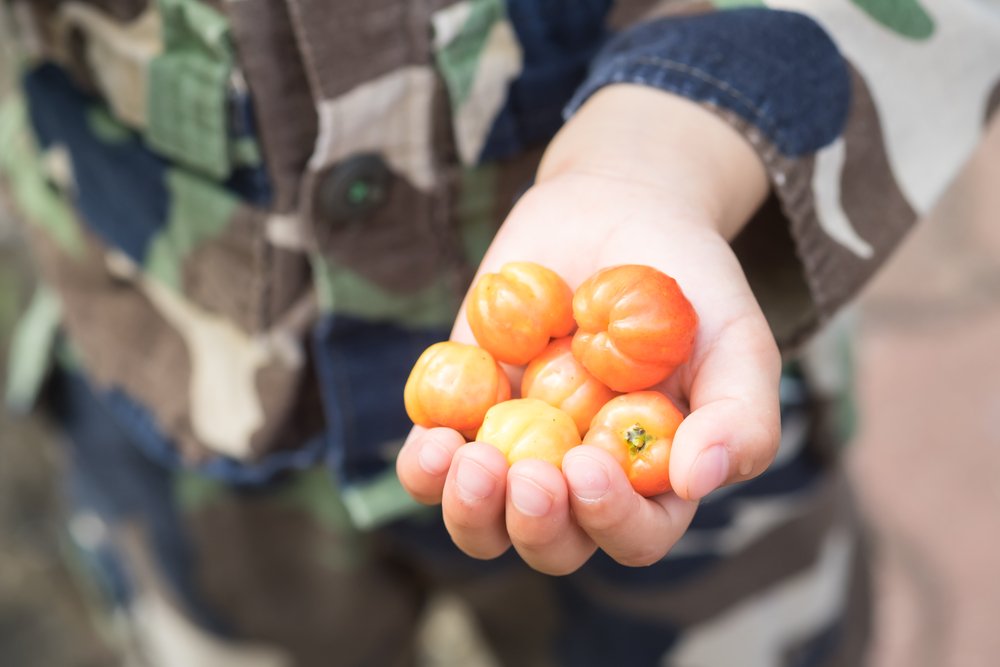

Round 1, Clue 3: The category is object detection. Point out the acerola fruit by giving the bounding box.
[521,337,617,437]
[476,398,581,469]
[572,264,697,392]
[466,262,575,366]
[404,341,510,439]
[583,391,684,497]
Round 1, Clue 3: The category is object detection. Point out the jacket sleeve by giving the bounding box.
[565,4,1000,351]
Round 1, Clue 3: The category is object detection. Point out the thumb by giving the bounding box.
[668,318,782,500]
[669,397,780,500]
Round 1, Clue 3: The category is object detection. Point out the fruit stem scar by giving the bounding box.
[625,424,653,455]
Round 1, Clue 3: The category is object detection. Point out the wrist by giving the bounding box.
[538,84,769,240]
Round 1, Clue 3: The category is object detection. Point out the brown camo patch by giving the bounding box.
[79,0,149,22]
[186,486,421,667]
[608,0,712,29]
[985,77,1000,126]
[226,0,318,213]
[181,204,310,333]
[830,65,916,306]
[285,0,431,101]
[304,164,458,293]
[23,223,205,460]
[26,220,312,463]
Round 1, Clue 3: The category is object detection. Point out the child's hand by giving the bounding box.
[397,86,781,574]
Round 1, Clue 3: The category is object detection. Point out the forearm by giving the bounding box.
[538,84,769,242]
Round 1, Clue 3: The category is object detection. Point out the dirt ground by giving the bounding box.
[0,125,997,666]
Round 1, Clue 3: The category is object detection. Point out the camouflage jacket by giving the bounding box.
[1,0,998,528]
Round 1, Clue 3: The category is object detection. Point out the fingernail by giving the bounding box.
[510,476,553,517]
[688,445,730,500]
[418,439,451,476]
[564,454,610,502]
[455,458,497,503]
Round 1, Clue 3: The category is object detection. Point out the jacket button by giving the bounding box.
[316,154,392,224]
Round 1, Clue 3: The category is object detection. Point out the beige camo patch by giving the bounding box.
[309,66,438,192]
[772,0,1000,212]
[54,3,163,128]
[432,0,523,164]
[107,250,305,461]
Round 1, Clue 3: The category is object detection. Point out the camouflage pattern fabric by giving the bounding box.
[48,362,871,667]
[0,0,998,665]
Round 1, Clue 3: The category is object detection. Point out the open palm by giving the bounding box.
[397,87,781,574]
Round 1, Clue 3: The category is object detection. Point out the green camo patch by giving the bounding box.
[457,164,498,267]
[147,54,231,179]
[433,0,507,109]
[850,0,935,40]
[340,467,431,531]
[159,0,231,59]
[174,469,228,513]
[145,169,238,289]
[86,106,133,145]
[0,97,84,256]
[230,136,262,168]
[176,468,371,571]
[275,470,374,571]
[275,469,356,533]
[311,254,459,329]
[5,287,60,414]
[147,0,233,178]
[432,0,522,164]
[713,0,765,7]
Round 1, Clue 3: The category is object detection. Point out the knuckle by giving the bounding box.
[577,505,623,533]
[466,544,510,560]
[443,507,510,559]
[454,535,510,561]
[444,507,489,533]
[615,543,669,568]
[396,474,437,505]
[532,557,586,577]
[514,540,593,576]
[511,528,556,552]
[409,489,442,506]
[575,491,636,534]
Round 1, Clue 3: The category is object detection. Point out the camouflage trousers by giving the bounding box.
[48,367,873,667]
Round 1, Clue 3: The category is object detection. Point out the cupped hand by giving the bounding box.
[397,86,782,574]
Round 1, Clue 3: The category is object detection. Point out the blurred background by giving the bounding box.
[1,120,998,667]
[848,116,1000,667]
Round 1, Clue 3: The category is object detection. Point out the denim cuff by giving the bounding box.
[563,8,881,351]
[564,8,850,157]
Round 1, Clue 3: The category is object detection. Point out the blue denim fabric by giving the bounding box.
[23,66,271,269]
[225,87,274,205]
[24,65,171,264]
[312,315,452,486]
[47,368,228,633]
[479,0,613,160]
[101,387,328,485]
[565,8,851,157]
